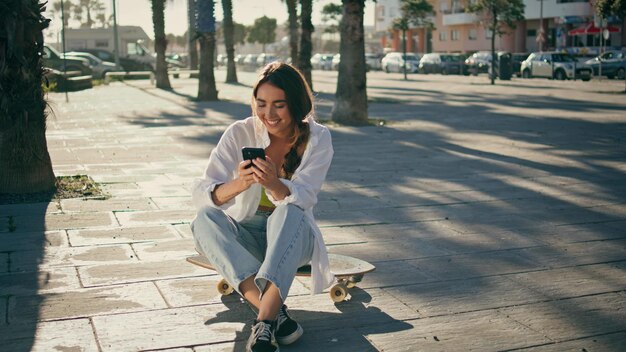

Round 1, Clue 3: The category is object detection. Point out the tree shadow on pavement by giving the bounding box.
[0,200,52,351]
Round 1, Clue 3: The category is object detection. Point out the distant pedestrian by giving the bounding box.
[191,62,334,352]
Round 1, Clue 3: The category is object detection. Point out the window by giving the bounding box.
[452,0,461,12]
[439,31,447,41]
[527,29,536,37]
[485,29,493,39]
[469,29,477,40]
[95,40,108,48]
[439,1,448,12]
[451,30,459,41]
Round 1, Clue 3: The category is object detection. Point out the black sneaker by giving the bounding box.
[246,320,279,352]
[275,305,303,345]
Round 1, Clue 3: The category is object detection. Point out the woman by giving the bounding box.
[191,62,334,352]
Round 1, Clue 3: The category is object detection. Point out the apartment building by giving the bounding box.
[375,0,625,55]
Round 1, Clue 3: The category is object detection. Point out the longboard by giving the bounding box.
[187,253,375,302]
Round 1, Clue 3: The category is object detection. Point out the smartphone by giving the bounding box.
[242,147,265,169]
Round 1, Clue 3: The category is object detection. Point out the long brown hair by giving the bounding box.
[253,62,313,179]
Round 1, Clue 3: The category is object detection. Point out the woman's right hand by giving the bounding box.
[237,159,257,190]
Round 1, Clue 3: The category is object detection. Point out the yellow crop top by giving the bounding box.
[259,187,275,209]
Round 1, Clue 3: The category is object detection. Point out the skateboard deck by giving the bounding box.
[187,253,375,302]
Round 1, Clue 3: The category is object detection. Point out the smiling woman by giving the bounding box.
[190,62,334,352]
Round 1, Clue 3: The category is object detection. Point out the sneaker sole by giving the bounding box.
[276,324,303,345]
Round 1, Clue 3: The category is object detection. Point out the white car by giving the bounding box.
[381,52,420,73]
[365,53,383,71]
[521,52,591,81]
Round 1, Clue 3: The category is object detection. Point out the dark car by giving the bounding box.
[584,50,626,79]
[77,48,151,71]
[43,45,92,76]
[464,51,508,75]
[511,52,530,77]
[419,53,464,74]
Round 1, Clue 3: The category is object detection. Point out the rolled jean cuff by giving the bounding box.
[255,273,285,302]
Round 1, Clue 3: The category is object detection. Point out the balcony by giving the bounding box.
[442,12,479,26]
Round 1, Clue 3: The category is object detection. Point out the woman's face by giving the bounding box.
[255,82,294,139]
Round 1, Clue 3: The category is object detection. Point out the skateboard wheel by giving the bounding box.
[216,279,234,295]
[330,284,347,302]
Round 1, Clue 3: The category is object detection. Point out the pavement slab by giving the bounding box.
[67,225,181,246]
[8,281,167,324]
[0,318,99,352]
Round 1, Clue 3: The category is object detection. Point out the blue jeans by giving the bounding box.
[191,204,315,301]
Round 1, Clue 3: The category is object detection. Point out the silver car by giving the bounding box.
[64,51,120,79]
[521,52,591,81]
[381,52,420,73]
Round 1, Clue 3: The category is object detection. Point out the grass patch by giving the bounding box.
[0,175,107,205]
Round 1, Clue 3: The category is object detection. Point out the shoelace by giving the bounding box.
[254,321,273,342]
[277,306,289,326]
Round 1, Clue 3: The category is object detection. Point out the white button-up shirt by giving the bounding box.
[191,115,334,294]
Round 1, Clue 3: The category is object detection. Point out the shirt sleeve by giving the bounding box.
[191,125,241,211]
[269,127,333,210]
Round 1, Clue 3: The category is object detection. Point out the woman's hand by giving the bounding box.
[250,156,281,189]
[237,159,257,190]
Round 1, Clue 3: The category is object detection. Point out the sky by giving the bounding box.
[46,0,376,39]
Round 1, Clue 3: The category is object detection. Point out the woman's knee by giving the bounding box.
[270,203,304,221]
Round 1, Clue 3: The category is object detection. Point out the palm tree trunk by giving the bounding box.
[331,0,368,125]
[197,33,218,100]
[286,0,299,65]
[151,0,172,89]
[0,0,55,193]
[221,0,238,83]
[298,0,314,89]
[188,0,198,69]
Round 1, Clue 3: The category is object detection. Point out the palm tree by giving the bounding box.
[151,0,172,89]
[187,0,198,69]
[221,0,237,83]
[284,0,299,65]
[196,0,218,100]
[0,0,56,193]
[298,0,314,89]
[331,0,368,125]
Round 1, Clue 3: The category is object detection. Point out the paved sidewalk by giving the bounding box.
[1,70,626,351]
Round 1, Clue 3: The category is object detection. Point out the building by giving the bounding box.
[64,26,151,56]
[375,0,625,55]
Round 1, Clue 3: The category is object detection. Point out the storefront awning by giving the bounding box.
[568,23,621,36]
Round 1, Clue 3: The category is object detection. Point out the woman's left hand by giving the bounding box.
[250,156,281,189]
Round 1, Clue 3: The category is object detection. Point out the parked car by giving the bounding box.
[331,54,341,70]
[521,52,592,81]
[257,53,278,67]
[64,51,119,79]
[464,51,502,75]
[365,53,383,71]
[381,52,420,73]
[76,48,151,71]
[418,53,464,74]
[511,52,530,77]
[584,50,626,79]
[242,54,259,71]
[42,45,92,76]
[311,53,334,70]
